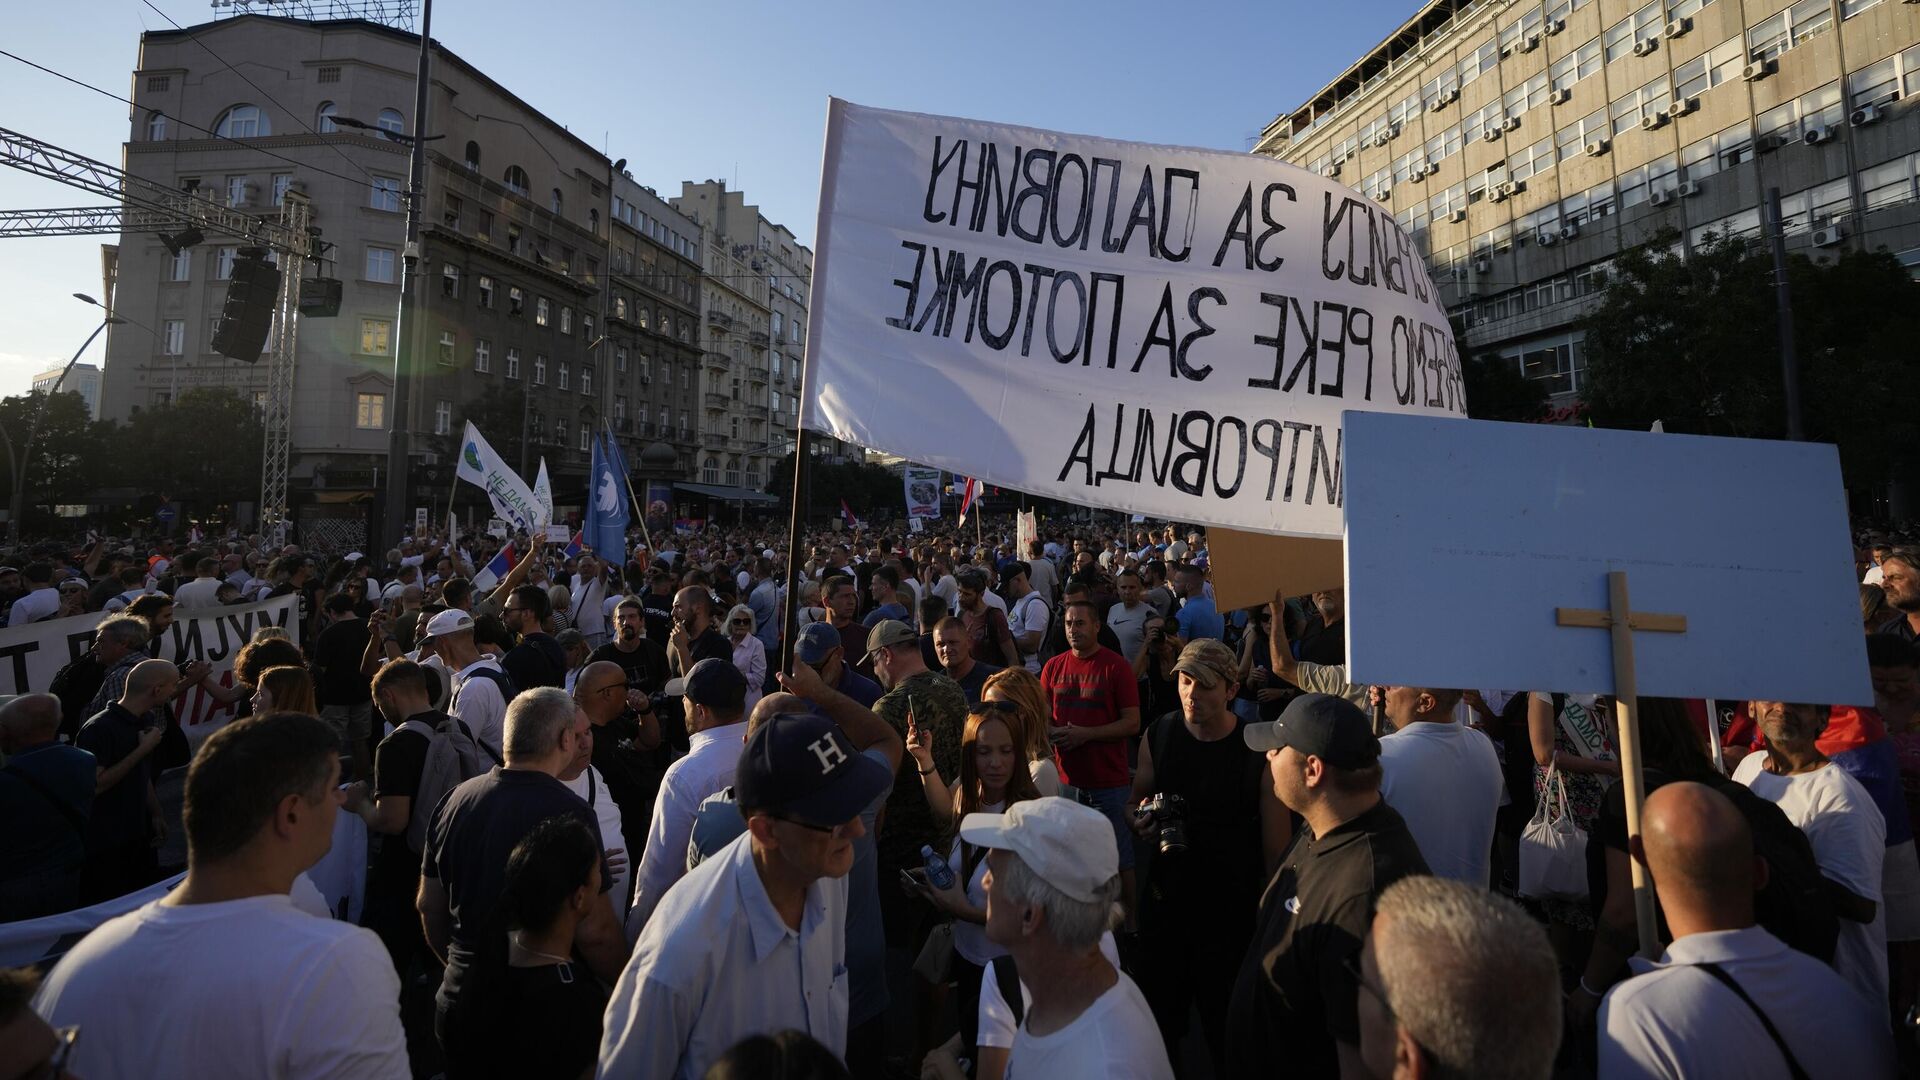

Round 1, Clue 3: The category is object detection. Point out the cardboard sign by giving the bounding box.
[1342,412,1869,704]
[545,523,572,545]
[904,465,943,519]
[1207,528,1344,615]
[801,99,1464,538]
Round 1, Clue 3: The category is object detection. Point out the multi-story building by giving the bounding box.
[33,363,101,419]
[100,13,649,542]
[606,174,704,480]
[1257,0,1920,405]
[671,180,779,493]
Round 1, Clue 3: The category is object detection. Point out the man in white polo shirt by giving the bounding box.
[1598,781,1895,1078]
[1374,685,1504,887]
[598,709,893,1079]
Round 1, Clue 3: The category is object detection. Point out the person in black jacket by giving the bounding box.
[500,584,567,691]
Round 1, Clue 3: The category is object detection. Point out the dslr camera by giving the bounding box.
[1134,792,1189,855]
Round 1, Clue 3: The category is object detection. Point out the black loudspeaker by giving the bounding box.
[210,251,281,362]
[298,277,342,318]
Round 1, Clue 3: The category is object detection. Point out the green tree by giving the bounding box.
[1580,229,1920,488]
[120,388,265,507]
[1461,347,1551,422]
[767,452,903,518]
[0,389,109,529]
[443,383,528,474]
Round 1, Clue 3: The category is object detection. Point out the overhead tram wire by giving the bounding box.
[0,49,378,190]
[139,0,377,184]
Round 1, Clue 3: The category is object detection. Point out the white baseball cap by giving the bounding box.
[958,797,1119,903]
[422,609,474,639]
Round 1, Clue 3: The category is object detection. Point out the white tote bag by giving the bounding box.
[1518,764,1589,902]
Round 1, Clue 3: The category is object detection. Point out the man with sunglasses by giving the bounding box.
[1227,694,1428,1078]
[599,708,894,1079]
[575,660,662,895]
[498,583,566,692]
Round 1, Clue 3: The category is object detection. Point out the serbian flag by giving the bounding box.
[565,531,584,558]
[840,500,861,529]
[957,476,982,524]
[473,543,515,591]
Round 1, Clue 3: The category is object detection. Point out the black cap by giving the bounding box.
[735,713,894,827]
[999,560,1032,590]
[1243,693,1380,769]
[664,657,747,709]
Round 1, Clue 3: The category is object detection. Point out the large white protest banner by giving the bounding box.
[0,595,300,747]
[457,422,546,532]
[1342,412,1869,704]
[903,465,943,519]
[800,100,1465,537]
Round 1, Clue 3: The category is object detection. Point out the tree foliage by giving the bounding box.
[1579,230,1920,488]
[766,452,904,517]
[1461,346,1551,422]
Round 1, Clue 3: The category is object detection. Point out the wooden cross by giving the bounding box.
[1554,570,1687,959]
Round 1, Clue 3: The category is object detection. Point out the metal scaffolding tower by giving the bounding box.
[0,126,316,541]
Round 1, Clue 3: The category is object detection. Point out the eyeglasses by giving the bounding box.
[974,700,1021,716]
[1340,952,1394,1020]
[730,619,753,626]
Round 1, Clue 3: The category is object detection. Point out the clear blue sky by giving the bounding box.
[0,0,1414,398]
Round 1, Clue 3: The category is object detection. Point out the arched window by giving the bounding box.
[146,111,167,141]
[316,102,338,134]
[637,307,650,330]
[661,314,673,336]
[503,166,529,196]
[214,104,268,138]
[376,108,405,138]
[703,456,719,483]
[464,141,481,171]
[550,188,563,215]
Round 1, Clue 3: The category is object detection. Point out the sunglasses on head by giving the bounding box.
[974,699,1021,715]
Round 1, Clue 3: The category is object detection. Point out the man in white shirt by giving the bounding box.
[6,564,59,627]
[172,557,225,609]
[1024,540,1059,608]
[626,659,752,934]
[961,797,1174,1080]
[1731,700,1889,1012]
[1002,562,1050,675]
[33,712,410,1079]
[1106,570,1153,663]
[598,708,894,1079]
[1598,781,1895,1078]
[424,609,511,764]
[570,553,610,649]
[1374,685,1504,887]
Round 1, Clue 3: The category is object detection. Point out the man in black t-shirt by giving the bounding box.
[666,586,731,683]
[418,687,629,1078]
[499,583,566,691]
[1131,640,1288,1077]
[313,593,374,780]
[348,659,435,969]
[574,660,662,874]
[1227,693,1429,1078]
[591,597,676,754]
[641,572,676,645]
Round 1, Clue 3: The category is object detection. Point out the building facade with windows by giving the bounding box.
[33,363,102,420]
[99,13,643,529]
[606,174,704,477]
[1256,0,1920,405]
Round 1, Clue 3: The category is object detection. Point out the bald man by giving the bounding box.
[75,659,180,901]
[665,585,731,683]
[0,694,97,918]
[575,660,661,853]
[1597,782,1895,1079]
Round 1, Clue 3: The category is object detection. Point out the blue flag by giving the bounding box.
[588,431,630,561]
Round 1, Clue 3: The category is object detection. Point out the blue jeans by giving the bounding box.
[1063,783,1136,871]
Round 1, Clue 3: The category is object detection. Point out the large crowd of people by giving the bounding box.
[0,519,1914,1079]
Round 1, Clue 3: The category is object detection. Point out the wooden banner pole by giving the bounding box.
[1556,569,1686,959]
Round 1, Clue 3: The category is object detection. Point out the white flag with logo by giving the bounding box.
[455,422,546,532]
[534,457,554,526]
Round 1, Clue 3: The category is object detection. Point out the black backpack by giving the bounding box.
[49,653,106,740]
[1710,775,1840,965]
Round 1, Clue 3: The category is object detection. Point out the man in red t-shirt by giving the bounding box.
[1041,599,1142,927]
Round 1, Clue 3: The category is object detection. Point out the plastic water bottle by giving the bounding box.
[921,844,955,890]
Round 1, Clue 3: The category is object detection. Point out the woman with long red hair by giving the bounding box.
[904,702,1041,1067]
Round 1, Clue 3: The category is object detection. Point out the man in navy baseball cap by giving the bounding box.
[792,621,883,713]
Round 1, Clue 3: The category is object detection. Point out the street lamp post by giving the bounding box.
[2,293,119,545]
